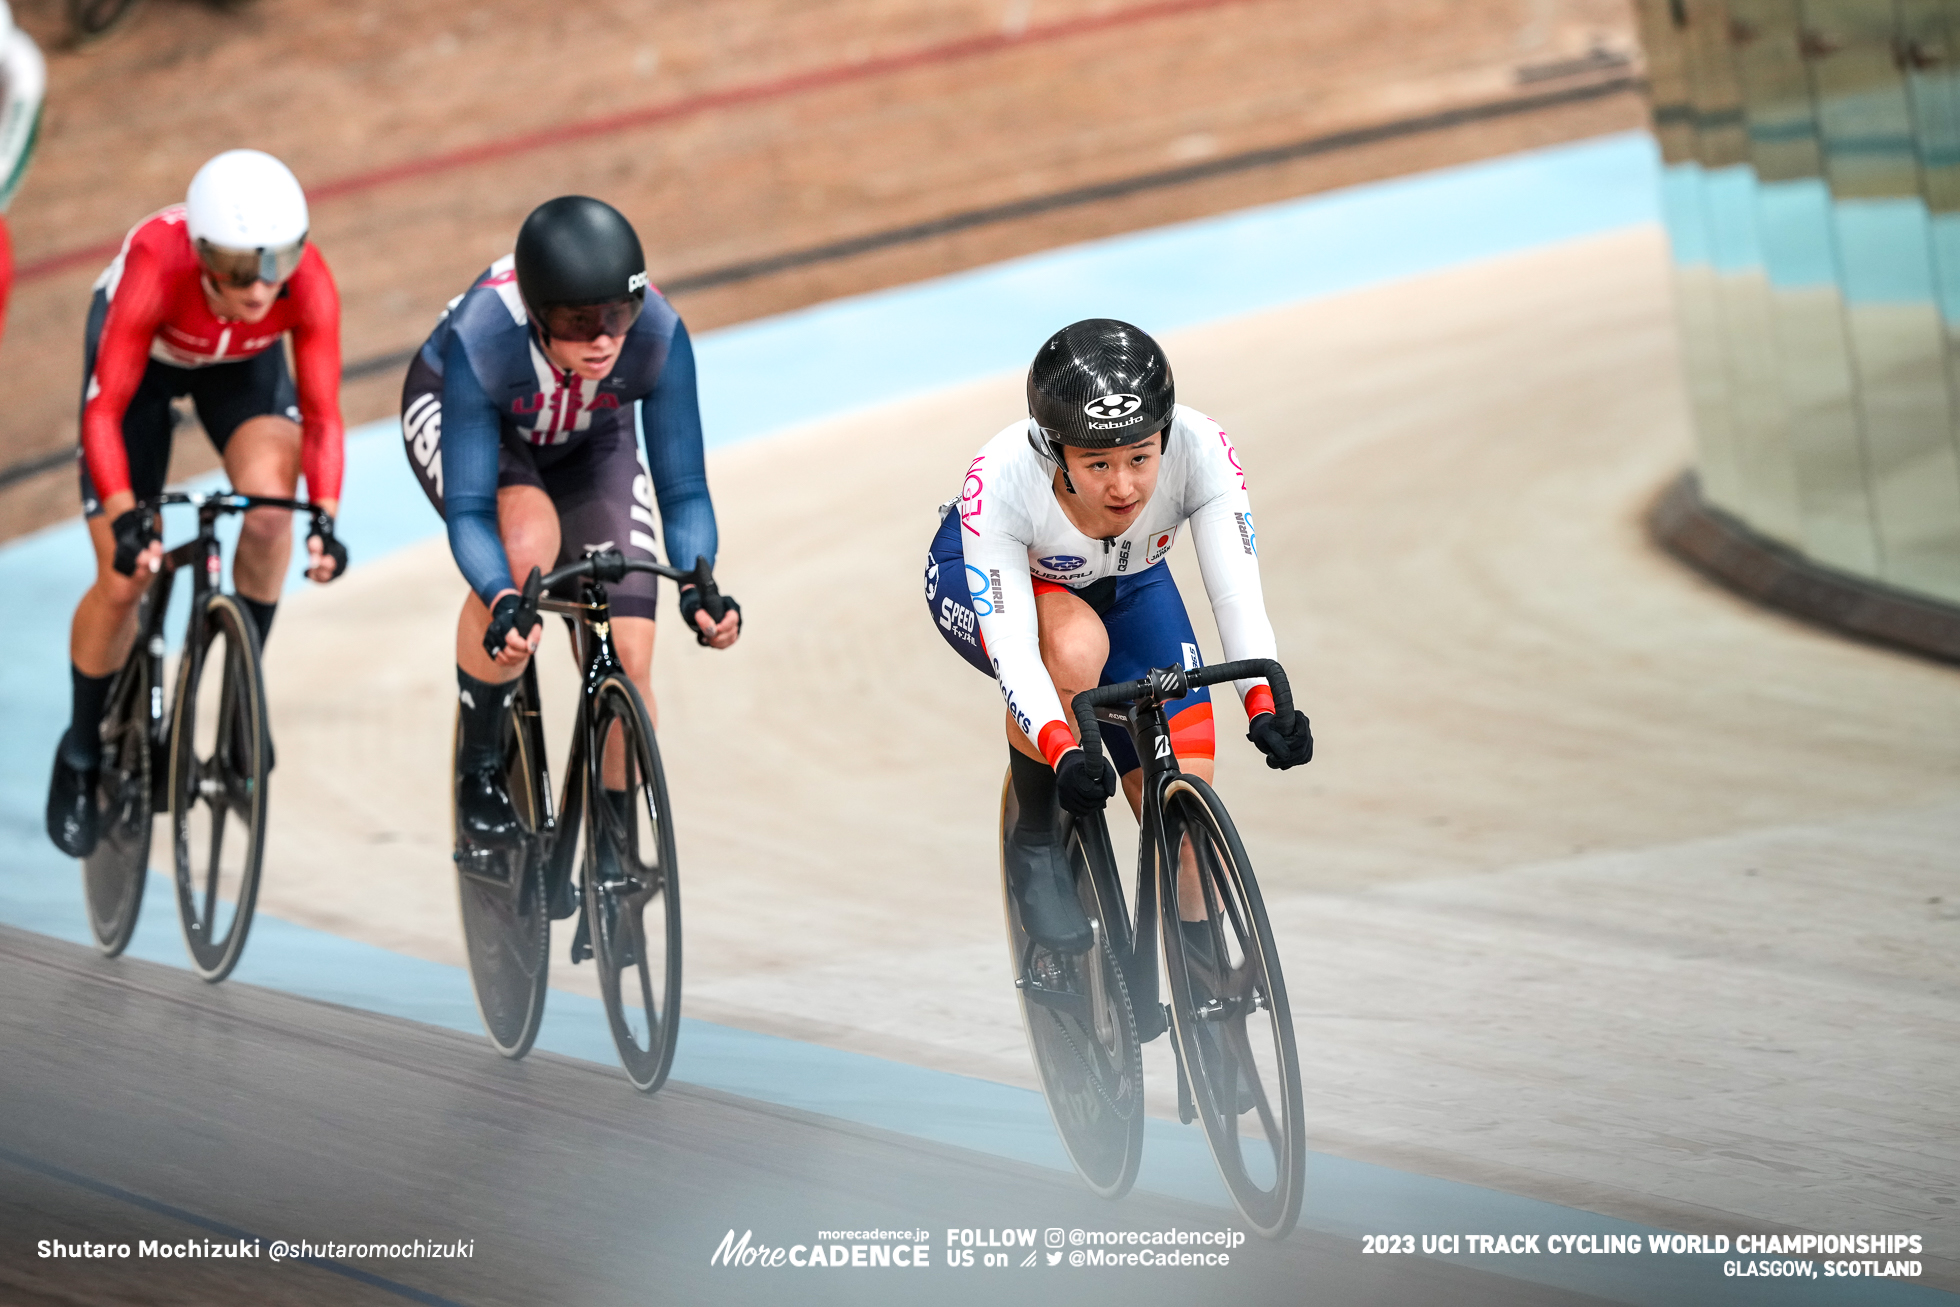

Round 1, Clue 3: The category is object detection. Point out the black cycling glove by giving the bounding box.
[481,592,541,661]
[1247,710,1313,770]
[308,515,349,581]
[1055,747,1117,816]
[109,507,159,577]
[678,586,741,647]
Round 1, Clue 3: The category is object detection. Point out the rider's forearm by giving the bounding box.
[446,502,515,606]
[965,537,1073,766]
[643,321,717,570]
[292,284,346,504]
[1190,495,1278,712]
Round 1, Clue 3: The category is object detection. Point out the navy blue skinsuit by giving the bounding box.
[401,255,715,621]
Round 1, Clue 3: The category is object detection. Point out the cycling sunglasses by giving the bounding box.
[195,236,307,289]
[536,294,645,343]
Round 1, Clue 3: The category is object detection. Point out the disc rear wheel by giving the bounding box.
[1158,775,1304,1239]
[1001,774,1145,1199]
[169,594,269,983]
[585,674,681,1093]
[454,674,552,1059]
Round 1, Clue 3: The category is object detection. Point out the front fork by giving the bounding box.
[1128,699,1209,1120]
[132,565,180,811]
[546,581,625,916]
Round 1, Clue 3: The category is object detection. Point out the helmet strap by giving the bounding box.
[1031,426,1076,494]
[525,305,554,349]
[1051,440,1076,495]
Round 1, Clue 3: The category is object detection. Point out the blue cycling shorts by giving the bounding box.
[925,507,1214,773]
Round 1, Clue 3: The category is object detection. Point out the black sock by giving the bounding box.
[456,667,516,772]
[239,596,278,648]
[1009,748,1060,842]
[62,666,114,769]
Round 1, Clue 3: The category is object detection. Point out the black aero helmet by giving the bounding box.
[514,195,648,315]
[1027,318,1175,460]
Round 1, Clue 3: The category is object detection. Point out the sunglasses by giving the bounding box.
[536,295,645,343]
[196,237,306,289]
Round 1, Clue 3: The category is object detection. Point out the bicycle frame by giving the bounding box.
[118,492,325,797]
[1070,659,1294,1042]
[457,546,727,899]
[518,576,636,902]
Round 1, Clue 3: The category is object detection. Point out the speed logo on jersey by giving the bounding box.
[1083,393,1141,421]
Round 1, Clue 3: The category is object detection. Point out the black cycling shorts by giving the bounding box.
[401,351,661,621]
[76,288,301,517]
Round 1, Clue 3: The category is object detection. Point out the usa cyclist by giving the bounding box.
[926,319,1312,951]
[47,149,348,857]
[401,195,739,848]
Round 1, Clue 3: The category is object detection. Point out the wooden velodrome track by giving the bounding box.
[240,226,1954,1283]
[1,1,1956,1301]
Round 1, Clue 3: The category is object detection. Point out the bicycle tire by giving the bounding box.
[1000,773,1145,1199]
[168,593,270,983]
[82,643,154,955]
[453,673,552,1060]
[584,673,681,1092]
[1157,774,1304,1239]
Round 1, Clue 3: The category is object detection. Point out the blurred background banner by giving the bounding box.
[1637,0,1960,648]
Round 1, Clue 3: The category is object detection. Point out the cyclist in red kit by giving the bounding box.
[46,149,349,858]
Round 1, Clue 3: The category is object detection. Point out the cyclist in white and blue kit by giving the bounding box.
[926,319,1312,952]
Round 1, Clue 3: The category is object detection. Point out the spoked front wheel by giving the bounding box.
[453,669,553,1059]
[1000,774,1145,1199]
[1158,774,1304,1239]
[168,594,270,982]
[83,651,155,955]
[584,673,682,1093]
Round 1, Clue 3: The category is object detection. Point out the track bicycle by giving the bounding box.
[453,548,726,1092]
[1001,658,1305,1238]
[84,489,333,982]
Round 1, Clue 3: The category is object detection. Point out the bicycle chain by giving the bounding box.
[1037,953,1140,1122]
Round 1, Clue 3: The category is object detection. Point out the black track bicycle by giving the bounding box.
[1001,658,1305,1238]
[453,548,725,1092]
[84,489,331,982]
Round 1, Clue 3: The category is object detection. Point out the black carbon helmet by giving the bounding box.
[514,195,648,310]
[1027,318,1175,458]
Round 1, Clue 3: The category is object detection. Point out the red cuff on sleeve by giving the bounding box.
[1036,720,1076,768]
[1245,685,1275,720]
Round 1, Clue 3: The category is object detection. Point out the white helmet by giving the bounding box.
[185,149,309,286]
